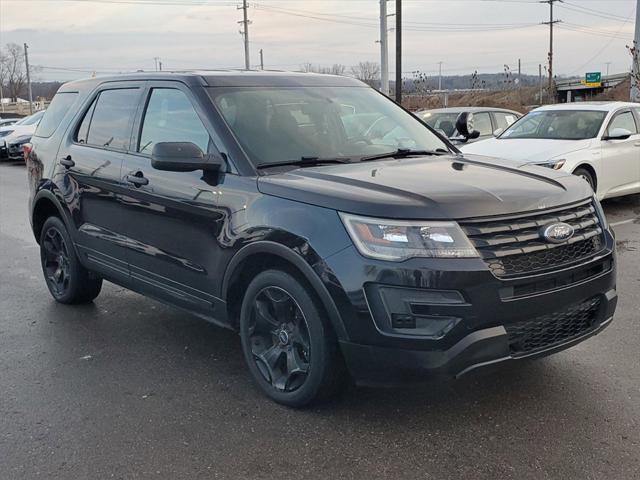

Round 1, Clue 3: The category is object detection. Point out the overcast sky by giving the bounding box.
[0,0,636,82]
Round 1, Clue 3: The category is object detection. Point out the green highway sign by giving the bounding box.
[585,72,601,83]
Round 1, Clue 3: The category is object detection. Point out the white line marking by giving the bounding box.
[610,218,638,227]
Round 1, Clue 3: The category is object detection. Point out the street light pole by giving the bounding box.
[379,0,389,95]
[395,0,402,104]
[24,43,33,115]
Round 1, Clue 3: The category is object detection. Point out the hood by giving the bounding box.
[460,137,592,164]
[1,124,36,142]
[257,154,592,220]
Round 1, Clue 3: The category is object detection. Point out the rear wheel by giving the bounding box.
[39,216,102,304]
[239,269,345,407]
[573,167,596,192]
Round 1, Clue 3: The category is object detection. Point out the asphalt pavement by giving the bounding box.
[1,161,639,480]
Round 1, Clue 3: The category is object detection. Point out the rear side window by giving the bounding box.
[35,92,79,138]
[138,88,210,154]
[76,88,139,150]
[473,112,493,136]
[492,112,518,131]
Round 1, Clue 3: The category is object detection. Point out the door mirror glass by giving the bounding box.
[151,142,223,172]
[603,128,632,141]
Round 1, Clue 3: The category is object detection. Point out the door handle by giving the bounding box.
[125,172,149,187]
[634,142,640,147]
[59,155,75,168]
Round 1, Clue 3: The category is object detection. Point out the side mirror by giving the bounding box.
[493,127,504,137]
[455,112,481,140]
[603,128,632,141]
[151,142,224,172]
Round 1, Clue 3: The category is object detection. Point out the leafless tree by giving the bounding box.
[1,43,28,101]
[300,63,346,76]
[350,61,380,86]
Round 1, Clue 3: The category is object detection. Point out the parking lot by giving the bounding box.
[1,160,639,479]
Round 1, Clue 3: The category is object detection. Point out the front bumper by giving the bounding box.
[323,230,617,384]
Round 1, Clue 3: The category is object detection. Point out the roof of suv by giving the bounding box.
[59,70,365,91]
[533,101,640,112]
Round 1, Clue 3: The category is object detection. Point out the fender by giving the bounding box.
[31,185,75,241]
[222,240,350,341]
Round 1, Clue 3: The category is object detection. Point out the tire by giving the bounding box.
[573,167,596,192]
[239,269,346,407]
[39,216,102,304]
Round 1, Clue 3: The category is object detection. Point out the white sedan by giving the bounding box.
[461,102,640,200]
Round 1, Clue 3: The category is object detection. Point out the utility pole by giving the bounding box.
[23,43,33,115]
[153,57,160,71]
[395,0,402,104]
[159,60,163,71]
[437,61,443,90]
[379,0,389,95]
[238,0,251,70]
[631,0,640,101]
[259,49,264,70]
[605,61,611,77]
[541,0,561,103]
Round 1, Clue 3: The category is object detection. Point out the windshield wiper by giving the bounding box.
[360,148,449,162]
[256,156,352,170]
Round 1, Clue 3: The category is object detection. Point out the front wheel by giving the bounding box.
[39,216,102,304]
[239,269,346,407]
[573,167,596,192]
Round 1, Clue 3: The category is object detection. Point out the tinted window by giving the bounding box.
[35,92,79,138]
[472,112,493,136]
[212,86,449,166]
[76,99,97,144]
[139,88,210,154]
[82,88,139,150]
[607,111,637,134]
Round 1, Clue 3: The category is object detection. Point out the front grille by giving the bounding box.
[460,200,605,278]
[505,297,602,355]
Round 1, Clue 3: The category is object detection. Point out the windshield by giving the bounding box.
[209,86,449,167]
[16,111,45,126]
[500,110,606,140]
[417,112,461,137]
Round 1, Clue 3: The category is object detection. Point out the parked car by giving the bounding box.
[0,117,21,128]
[461,102,640,200]
[415,107,521,143]
[0,110,45,160]
[27,72,616,406]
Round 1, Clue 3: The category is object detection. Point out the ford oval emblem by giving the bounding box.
[541,222,574,243]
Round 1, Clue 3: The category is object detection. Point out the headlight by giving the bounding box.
[0,130,14,138]
[339,213,479,261]
[538,158,566,170]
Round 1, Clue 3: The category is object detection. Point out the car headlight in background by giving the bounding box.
[339,213,479,261]
[0,130,14,138]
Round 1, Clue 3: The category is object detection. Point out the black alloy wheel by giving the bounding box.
[39,216,102,304]
[42,225,72,297]
[248,286,311,392]
[239,269,346,407]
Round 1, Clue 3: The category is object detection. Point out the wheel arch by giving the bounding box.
[31,189,71,244]
[572,163,598,191]
[222,241,349,341]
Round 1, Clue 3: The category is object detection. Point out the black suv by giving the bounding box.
[27,72,617,406]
